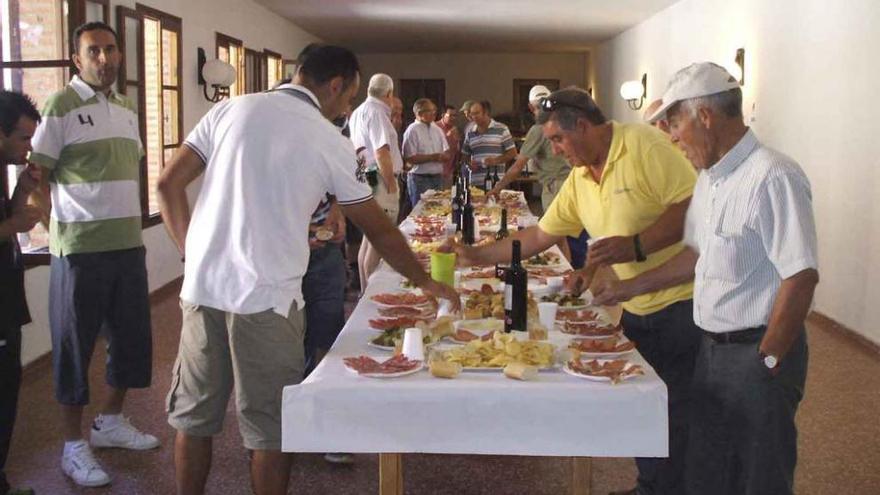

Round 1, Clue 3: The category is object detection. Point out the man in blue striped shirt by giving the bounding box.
[461,101,516,187]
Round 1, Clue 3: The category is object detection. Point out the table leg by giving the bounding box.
[570,456,592,495]
[379,453,403,495]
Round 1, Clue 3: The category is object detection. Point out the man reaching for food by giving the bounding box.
[449,87,700,495]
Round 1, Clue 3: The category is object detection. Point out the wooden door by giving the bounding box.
[512,78,559,134]
[399,79,446,129]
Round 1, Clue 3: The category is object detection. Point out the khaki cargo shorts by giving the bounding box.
[166,300,305,450]
[372,177,400,223]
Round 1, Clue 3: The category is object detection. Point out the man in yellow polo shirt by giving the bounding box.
[451,87,699,495]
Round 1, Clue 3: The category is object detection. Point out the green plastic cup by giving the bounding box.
[430,252,456,287]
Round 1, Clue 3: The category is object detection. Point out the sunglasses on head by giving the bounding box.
[540,96,592,113]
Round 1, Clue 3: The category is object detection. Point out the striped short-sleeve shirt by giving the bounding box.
[461,119,515,183]
[684,130,818,332]
[30,76,144,256]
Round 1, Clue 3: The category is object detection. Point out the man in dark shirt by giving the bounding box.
[0,90,42,495]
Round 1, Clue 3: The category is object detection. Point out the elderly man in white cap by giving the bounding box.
[598,62,818,495]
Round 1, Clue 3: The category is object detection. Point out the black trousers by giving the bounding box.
[0,326,22,494]
[686,329,808,495]
[621,300,702,495]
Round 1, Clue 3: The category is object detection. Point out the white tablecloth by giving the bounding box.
[281,194,669,457]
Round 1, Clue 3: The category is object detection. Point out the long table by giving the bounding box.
[282,192,668,494]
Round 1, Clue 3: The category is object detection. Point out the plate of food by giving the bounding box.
[368,327,439,351]
[523,251,564,269]
[460,284,537,320]
[436,331,556,371]
[568,335,636,358]
[563,357,644,384]
[343,354,424,378]
[370,292,433,309]
[559,320,621,339]
[555,308,608,325]
[368,315,433,331]
[448,319,505,344]
[541,292,591,310]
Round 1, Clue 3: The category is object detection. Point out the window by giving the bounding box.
[264,49,282,88]
[243,47,264,93]
[216,32,243,97]
[0,0,108,260]
[117,4,181,223]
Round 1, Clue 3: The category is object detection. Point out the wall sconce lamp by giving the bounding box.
[620,73,647,111]
[734,48,745,86]
[198,47,236,102]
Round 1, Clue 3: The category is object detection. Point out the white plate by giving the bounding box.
[448,319,506,344]
[562,360,642,382]
[556,325,621,340]
[370,296,433,310]
[366,341,395,352]
[568,337,636,359]
[344,362,424,378]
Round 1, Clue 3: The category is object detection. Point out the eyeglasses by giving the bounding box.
[539,96,592,113]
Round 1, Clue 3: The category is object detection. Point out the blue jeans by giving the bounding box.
[621,300,702,495]
[303,243,346,375]
[407,173,443,208]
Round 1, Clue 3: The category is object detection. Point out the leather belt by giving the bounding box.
[704,326,766,344]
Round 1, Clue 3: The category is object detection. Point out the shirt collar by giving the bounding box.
[70,75,121,102]
[365,96,391,115]
[708,128,759,180]
[274,83,322,109]
[582,121,621,185]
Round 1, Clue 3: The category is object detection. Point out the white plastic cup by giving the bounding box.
[547,276,564,292]
[401,327,425,361]
[453,270,462,288]
[537,302,559,331]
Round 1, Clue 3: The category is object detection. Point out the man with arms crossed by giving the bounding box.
[451,87,701,495]
[158,45,458,495]
[30,22,158,487]
[608,62,816,495]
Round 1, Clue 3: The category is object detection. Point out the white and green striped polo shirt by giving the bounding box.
[30,76,144,256]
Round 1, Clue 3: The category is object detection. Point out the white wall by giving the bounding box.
[20,0,320,365]
[357,52,589,116]
[592,0,880,344]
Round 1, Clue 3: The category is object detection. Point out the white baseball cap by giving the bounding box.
[648,62,740,123]
[528,85,551,103]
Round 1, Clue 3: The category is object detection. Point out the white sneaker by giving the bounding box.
[324,452,354,464]
[90,416,160,450]
[62,442,111,487]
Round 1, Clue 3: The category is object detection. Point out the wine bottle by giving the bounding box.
[482,166,492,191]
[462,184,475,245]
[491,165,501,188]
[495,208,509,240]
[504,240,528,332]
[451,173,463,231]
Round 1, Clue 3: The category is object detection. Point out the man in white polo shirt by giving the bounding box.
[348,73,405,289]
[157,45,458,494]
[402,98,450,207]
[599,62,818,495]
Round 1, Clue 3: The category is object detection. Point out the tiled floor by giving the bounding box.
[5,279,880,494]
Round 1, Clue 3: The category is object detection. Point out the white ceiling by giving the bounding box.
[253,0,681,53]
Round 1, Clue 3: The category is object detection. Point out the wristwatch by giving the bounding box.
[761,353,779,370]
[633,234,647,262]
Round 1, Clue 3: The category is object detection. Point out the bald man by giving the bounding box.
[644,99,670,134]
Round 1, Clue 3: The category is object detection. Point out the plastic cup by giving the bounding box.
[431,252,456,287]
[402,327,425,361]
[537,302,559,331]
[547,276,564,292]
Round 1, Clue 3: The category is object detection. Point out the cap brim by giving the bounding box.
[647,98,676,123]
